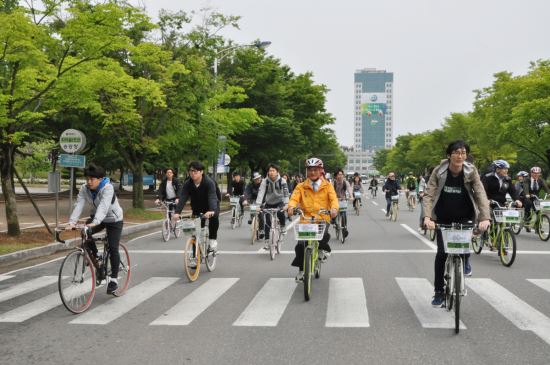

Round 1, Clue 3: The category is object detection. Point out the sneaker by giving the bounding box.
[248,219,252,225]
[209,239,218,252]
[525,227,532,233]
[258,230,265,240]
[417,227,424,233]
[464,259,472,277]
[107,280,118,295]
[319,250,331,263]
[295,271,304,283]
[96,268,106,282]
[281,226,287,235]
[263,244,269,250]
[431,292,444,307]
[385,212,390,217]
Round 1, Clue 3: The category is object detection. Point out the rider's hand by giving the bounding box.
[155,199,160,205]
[65,224,76,231]
[287,207,294,217]
[173,213,180,220]
[478,220,491,232]
[204,211,215,218]
[243,200,248,205]
[423,217,435,230]
[514,200,523,208]
[175,198,179,204]
[86,223,96,228]
[330,208,338,218]
[224,193,230,197]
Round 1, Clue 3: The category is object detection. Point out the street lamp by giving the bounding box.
[213,40,271,79]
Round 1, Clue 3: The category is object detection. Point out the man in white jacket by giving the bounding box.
[68,163,123,295]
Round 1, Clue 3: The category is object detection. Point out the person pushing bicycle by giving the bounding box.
[287,157,338,282]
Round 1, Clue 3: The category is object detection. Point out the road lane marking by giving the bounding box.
[150,278,239,326]
[326,278,370,327]
[396,277,466,329]
[70,277,179,325]
[467,278,550,346]
[128,249,438,255]
[233,278,296,326]
[527,279,550,293]
[401,224,437,250]
[0,275,15,282]
[0,276,58,303]
[371,201,379,206]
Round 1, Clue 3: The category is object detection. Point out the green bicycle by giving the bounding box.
[510,194,550,241]
[293,208,330,301]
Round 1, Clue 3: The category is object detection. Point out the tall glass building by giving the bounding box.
[354,68,393,150]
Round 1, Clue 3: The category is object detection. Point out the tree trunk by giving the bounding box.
[1,145,21,236]
[118,167,125,192]
[131,163,144,209]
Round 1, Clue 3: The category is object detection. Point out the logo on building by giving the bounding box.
[370,94,378,102]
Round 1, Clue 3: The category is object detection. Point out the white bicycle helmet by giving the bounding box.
[305,157,324,168]
[531,166,542,173]
[517,171,529,177]
[492,159,510,169]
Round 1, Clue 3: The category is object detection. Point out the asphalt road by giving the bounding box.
[1,193,550,365]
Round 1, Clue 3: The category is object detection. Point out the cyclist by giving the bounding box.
[225,171,245,220]
[68,163,124,295]
[369,176,379,196]
[515,171,529,196]
[255,163,289,245]
[382,172,401,216]
[332,168,351,238]
[423,140,490,306]
[287,157,338,282]
[521,166,550,231]
[481,160,522,208]
[351,174,364,207]
[244,172,263,227]
[155,168,180,219]
[173,161,220,253]
[404,172,417,207]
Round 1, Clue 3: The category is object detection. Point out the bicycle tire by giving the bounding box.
[335,221,340,241]
[238,210,243,227]
[173,219,182,238]
[304,247,312,301]
[58,250,95,314]
[454,258,461,334]
[251,216,257,245]
[471,235,483,254]
[231,207,237,230]
[511,222,522,235]
[162,219,170,241]
[205,234,216,272]
[112,243,131,296]
[391,203,398,222]
[314,259,321,279]
[429,228,436,241]
[184,237,200,282]
[444,258,453,311]
[499,230,516,267]
[538,214,550,241]
[269,231,276,260]
[354,200,360,216]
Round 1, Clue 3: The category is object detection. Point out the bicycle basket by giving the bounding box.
[391,194,399,201]
[338,200,348,211]
[540,201,550,212]
[493,208,523,223]
[354,191,362,198]
[294,223,325,241]
[248,204,257,216]
[230,196,240,206]
[441,227,472,254]
[181,219,197,235]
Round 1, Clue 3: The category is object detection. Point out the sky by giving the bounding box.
[134,0,550,147]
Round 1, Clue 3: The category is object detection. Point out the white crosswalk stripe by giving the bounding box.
[70,277,179,325]
[527,279,550,294]
[0,292,61,323]
[0,275,15,283]
[0,276,57,304]
[396,277,466,329]
[151,278,239,326]
[467,278,550,346]
[233,278,296,327]
[326,278,369,327]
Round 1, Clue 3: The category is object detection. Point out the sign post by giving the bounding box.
[59,129,86,216]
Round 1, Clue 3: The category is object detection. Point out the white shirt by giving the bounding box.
[165,180,176,200]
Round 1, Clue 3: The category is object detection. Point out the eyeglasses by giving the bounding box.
[388,175,395,178]
[451,151,467,156]
[188,169,200,174]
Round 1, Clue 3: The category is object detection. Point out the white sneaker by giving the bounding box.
[319,250,331,263]
[209,239,218,252]
[295,271,304,282]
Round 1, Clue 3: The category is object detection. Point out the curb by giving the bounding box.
[0,220,163,266]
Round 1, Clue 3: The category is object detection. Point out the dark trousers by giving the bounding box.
[291,225,331,271]
[385,196,392,212]
[331,212,347,228]
[196,212,219,240]
[87,219,123,278]
[263,203,285,239]
[434,228,470,293]
[522,197,534,221]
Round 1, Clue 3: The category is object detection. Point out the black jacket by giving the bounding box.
[228,180,245,196]
[175,175,219,214]
[521,177,550,197]
[482,172,519,206]
[157,177,180,201]
[383,179,401,197]
[244,181,261,201]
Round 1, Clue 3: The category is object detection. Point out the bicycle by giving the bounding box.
[159,201,181,242]
[248,203,259,245]
[407,190,416,212]
[471,201,520,267]
[353,191,362,216]
[370,186,378,198]
[510,194,550,241]
[439,223,473,334]
[229,195,244,229]
[388,193,400,222]
[293,208,329,301]
[181,215,217,282]
[55,224,131,314]
[261,208,285,260]
[333,199,348,244]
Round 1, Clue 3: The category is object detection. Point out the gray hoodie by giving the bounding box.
[69,182,123,225]
[256,175,289,206]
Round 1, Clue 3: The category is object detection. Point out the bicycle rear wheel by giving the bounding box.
[454,258,462,334]
[537,214,550,241]
[58,250,95,314]
[110,243,131,296]
[184,237,200,282]
[162,219,170,241]
[304,247,312,301]
[499,230,516,267]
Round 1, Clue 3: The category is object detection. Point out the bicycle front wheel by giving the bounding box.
[173,219,182,238]
[471,235,483,254]
[444,258,454,312]
[269,231,276,260]
[162,219,170,241]
[58,250,95,314]
[391,203,398,222]
[205,240,217,272]
[304,247,312,301]
[537,214,550,241]
[339,216,345,244]
[454,258,462,334]
[251,216,258,245]
[231,208,237,230]
[111,243,131,296]
[429,228,436,241]
[184,237,200,282]
[499,230,517,267]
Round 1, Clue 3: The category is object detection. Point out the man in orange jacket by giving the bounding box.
[288,157,339,282]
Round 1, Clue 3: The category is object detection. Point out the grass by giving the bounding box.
[124,208,163,222]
